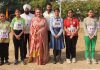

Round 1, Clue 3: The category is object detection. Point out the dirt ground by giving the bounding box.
[0,28,100,70]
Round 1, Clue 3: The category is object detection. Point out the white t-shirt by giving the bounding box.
[21,13,34,34]
[43,11,54,28]
[13,21,24,30]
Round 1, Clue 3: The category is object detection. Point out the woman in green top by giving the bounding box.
[10,9,25,65]
[83,10,98,64]
[0,12,10,65]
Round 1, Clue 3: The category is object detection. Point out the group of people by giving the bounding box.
[0,3,98,66]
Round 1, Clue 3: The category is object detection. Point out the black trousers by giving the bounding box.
[13,30,24,61]
[53,49,61,60]
[23,34,29,59]
[0,43,9,62]
[65,36,78,59]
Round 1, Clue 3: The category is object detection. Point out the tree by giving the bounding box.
[29,0,47,10]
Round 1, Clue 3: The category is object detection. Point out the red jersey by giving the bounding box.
[64,17,80,36]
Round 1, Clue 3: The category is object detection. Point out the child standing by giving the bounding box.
[50,8,64,64]
[64,10,80,63]
[0,12,10,65]
[10,9,25,65]
[83,10,98,64]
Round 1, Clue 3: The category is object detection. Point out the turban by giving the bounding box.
[23,4,31,11]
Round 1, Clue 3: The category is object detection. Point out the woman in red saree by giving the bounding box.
[29,8,49,65]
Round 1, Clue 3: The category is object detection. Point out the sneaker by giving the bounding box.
[14,60,18,65]
[0,62,4,66]
[91,59,98,64]
[59,59,63,64]
[53,58,57,64]
[21,60,26,65]
[66,59,71,64]
[86,59,91,64]
[72,58,76,63]
[5,60,10,65]
[28,58,33,63]
[53,60,57,64]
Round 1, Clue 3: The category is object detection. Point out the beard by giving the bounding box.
[47,9,52,12]
[25,11,29,15]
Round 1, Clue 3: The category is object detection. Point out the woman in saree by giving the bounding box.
[29,8,49,65]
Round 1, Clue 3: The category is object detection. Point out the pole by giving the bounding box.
[59,1,61,17]
[57,0,62,17]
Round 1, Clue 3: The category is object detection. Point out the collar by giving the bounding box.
[24,13,32,16]
[45,11,54,14]
[0,20,7,24]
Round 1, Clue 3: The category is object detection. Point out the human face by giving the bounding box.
[24,8,30,14]
[35,9,42,17]
[46,5,52,12]
[88,10,94,17]
[67,10,73,18]
[0,14,6,21]
[54,10,59,17]
[15,10,21,18]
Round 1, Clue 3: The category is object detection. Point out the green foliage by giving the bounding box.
[52,1,100,19]
[1,0,100,20]
[29,0,100,19]
[0,0,24,12]
[29,0,47,11]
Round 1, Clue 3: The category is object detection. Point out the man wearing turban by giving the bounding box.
[21,4,34,59]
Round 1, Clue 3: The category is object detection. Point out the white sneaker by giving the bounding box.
[86,59,91,64]
[91,59,98,64]
[72,58,76,63]
[66,59,71,64]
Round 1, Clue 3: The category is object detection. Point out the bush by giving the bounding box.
[29,0,46,11]
[52,1,100,20]
[30,1,100,20]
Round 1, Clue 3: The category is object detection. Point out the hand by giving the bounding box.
[71,32,75,36]
[70,35,73,39]
[36,31,39,35]
[54,35,59,39]
[15,35,20,40]
[36,29,42,35]
[56,35,59,38]
[63,31,65,35]
[65,30,71,34]
[89,36,94,40]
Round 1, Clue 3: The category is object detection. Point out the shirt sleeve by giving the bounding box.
[43,12,46,18]
[93,20,98,36]
[64,19,66,27]
[21,18,26,31]
[74,18,80,32]
[76,18,80,26]
[20,14,23,18]
[7,22,11,33]
[57,18,63,36]
[22,18,25,26]
[50,18,56,36]
[83,18,89,36]
[10,18,15,28]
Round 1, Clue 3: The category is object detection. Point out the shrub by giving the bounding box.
[29,0,100,20]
